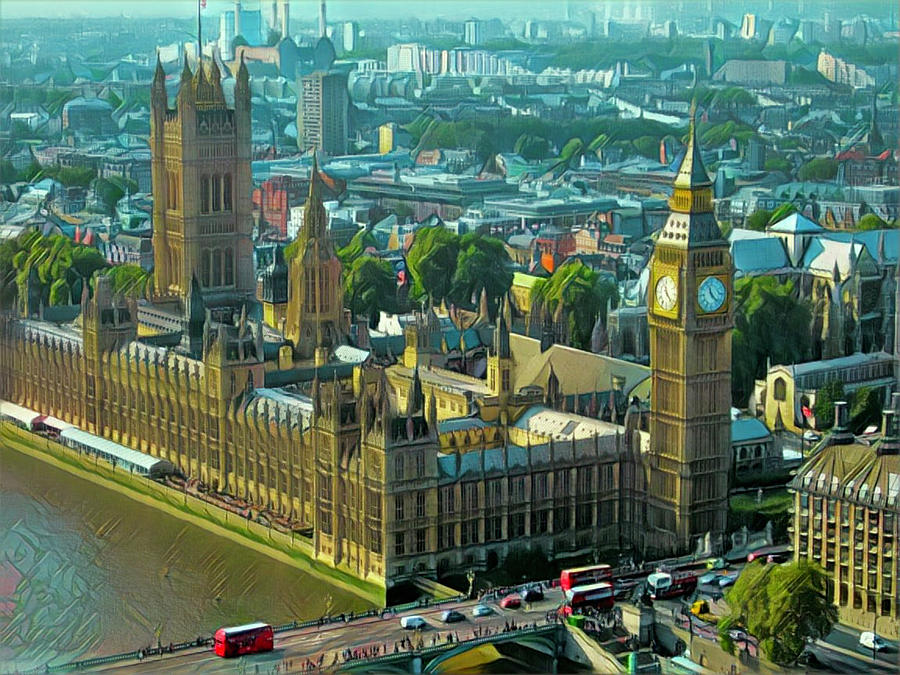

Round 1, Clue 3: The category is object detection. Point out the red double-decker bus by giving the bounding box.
[213,622,274,658]
[561,582,615,616]
[647,570,697,600]
[559,564,613,591]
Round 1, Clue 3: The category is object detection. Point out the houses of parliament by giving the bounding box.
[0,56,734,594]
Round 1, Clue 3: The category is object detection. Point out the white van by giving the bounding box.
[859,631,888,651]
[400,615,427,630]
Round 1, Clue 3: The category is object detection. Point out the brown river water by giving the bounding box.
[0,443,371,672]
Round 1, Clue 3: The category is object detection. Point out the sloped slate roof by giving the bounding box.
[768,212,824,234]
[731,237,790,274]
[731,417,772,444]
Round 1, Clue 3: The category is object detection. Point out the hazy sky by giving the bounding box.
[1,0,564,21]
[0,0,892,21]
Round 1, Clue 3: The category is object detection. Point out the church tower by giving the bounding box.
[646,105,733,555]
[487,295,513,414]
[150,52,254,305]
[284,157,345,363]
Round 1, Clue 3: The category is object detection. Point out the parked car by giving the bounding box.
[705,557,727,570]
[522,586,544,602]
[500,594,522,609]
[859,631,889,651]
[400,615,427,630]
[803,430,821,442]
[441,610,465,623]
[717,573,739,588]
[471,604,494,617]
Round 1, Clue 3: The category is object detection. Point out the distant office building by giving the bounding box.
[740,13,757,39]
[713,60,788,86]
[62,97,116,136]
[342,21,358,53]
[297,70,349,157]
[387,43,422,73]
[463,18,504,45]
[219,1,265,59]
[746,137,765,171]
[817,51,874,88]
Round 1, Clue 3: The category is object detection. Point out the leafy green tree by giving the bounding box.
[337,227,379,267]
[813,379,844,429]
[104,264,153,300]
[21,161,43,183]
[797,158,838,182]
[93,177,125,213]
[632,135,659,159]
[266,29,281,46]
[344,255,396,327]
[848,386,882,435]
[406,226,460,305]
[48,278,70,305]
[744,209,772,232]
[856,213,888,231]
[732,277,812,406]
[765,156,793,174]
[449,233,513,320]
[531,260,618,350]
[768,202,797,225]
[513,133,551,161]
[232,35,249,51]
[720,560,837,665]
[0,160,18,183]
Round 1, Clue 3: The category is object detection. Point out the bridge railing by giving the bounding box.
[18,638,214,675]
[339,623,560,669]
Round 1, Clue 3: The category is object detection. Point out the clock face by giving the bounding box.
[655,275,677,311]
[698,276,727,313]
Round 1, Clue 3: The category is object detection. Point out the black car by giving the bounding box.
[522,587,544,602]
[441,610,466,623]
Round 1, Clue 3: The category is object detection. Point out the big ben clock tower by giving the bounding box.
[646,105,733,555]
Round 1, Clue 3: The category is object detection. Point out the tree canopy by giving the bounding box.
[797,157,838,182]
[856,213,890,231]
[719,560,837,665]
[813,379,845,429]
[105,264,153,300]
[531,260,618,350]
[337,227,379,267]
[732,277,812,406]
[1,230,109,311]
[344,255,397,327]
[405,226,460,306]
[450,233,513,321]
[745,209,772,232]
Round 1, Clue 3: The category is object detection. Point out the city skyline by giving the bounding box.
[1,0,895,22]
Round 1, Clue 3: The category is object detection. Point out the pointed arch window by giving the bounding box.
[212,249,222,287]
[212,175,222,212]
[200,175,210,213]
[201,249,211,287]
[223,173,232,212]
[224,248,234,286]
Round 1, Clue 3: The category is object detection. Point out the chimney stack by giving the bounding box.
[833,401,848,430]
[879,409,899,456]
[826,400,855,446]
[318,0,327,39]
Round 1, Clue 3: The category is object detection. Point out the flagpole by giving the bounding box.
[197,0,202,65]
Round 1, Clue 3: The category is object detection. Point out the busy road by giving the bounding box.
[102,587,568,674]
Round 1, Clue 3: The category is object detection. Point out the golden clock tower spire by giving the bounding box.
[645,103,734,556]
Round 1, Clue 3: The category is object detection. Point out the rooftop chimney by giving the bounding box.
[826,400,855,446]
[878,409,899,456]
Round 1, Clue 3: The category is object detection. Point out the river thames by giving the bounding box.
[0,444,371,672]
